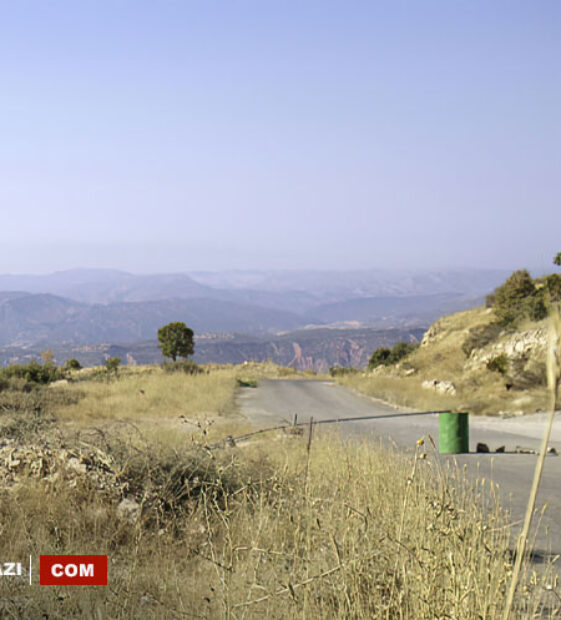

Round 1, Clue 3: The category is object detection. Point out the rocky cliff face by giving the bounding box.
[464,327,548,371]
[0,327,426,371]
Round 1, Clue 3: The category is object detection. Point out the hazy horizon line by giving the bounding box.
[0,265,522,277]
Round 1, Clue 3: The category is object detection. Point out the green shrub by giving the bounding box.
[539,274,561,303]
[65,358,82,370]
[528,295,548,321]
[491,270,561,327]
[161,360,203,375]
[492,269,537,326]
[236,378,258,388]
[388,341,418,363]
[329,366,359,377]
[368,347,391,369]
[486,354,509,375]
[105,357,121,374]
[0,361,65,385]
[368,342,418,369]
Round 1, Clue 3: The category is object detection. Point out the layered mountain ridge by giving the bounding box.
[0,268,509,368]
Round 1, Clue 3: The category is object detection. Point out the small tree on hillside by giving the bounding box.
[368,341,418,369]
[158,322,194,362]
[492,269,537,325]
[105,357,121,375]
[65,358,82,371]
[368,347,391,369]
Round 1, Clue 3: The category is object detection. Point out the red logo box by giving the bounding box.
[40,555,107,585]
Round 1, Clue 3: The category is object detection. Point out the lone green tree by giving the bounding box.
[554,252,561,266]
[158,322,194,361]
[105,357,121,374]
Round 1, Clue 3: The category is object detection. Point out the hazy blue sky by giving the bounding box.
[1,1,559,274]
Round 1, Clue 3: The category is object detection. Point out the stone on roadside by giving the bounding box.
[421,379,456,395]
[515,446,536,454]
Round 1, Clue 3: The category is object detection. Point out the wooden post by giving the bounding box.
[307,417,314,453]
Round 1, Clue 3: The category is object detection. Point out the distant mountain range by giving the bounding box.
[0,267,510,366]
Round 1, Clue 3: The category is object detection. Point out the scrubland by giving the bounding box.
[0,361,557,618]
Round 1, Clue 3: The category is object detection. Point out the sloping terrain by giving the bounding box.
[0,294,309,346]
[0,268,509,349]
[338,306,553,415]
[310,292,483,325]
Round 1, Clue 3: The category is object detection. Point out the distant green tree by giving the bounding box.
[105,357,121,374]
[554,252,561,266]
[368,341,418,369]
[368,347,391,369]
[65,358,82,371]
[0,360,63,384]
[387,341,418,364]
[158,322,194,362]
[492,269,536,325]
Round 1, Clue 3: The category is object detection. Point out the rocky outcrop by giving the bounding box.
[464,327,547,371]
[421,380,457,395]
[420,320,445,347]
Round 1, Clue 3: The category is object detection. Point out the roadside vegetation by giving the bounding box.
[337,260,561,416]
[0,358,557,617]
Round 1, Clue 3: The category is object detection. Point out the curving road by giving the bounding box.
[238,379,561,566]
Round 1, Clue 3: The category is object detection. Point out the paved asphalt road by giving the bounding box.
[238,379,561,567]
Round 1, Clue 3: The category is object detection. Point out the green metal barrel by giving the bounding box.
[438,412,469,454]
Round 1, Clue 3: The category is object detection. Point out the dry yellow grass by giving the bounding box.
[0,429,556,618]
[58,367,239,422]
[0,363,558,617]
[55,362,311,444]
[60,361,309,423]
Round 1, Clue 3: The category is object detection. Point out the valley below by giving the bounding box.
[0,267,507,371]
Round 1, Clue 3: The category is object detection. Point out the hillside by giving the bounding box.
[338,306,554,415]
[310,292,483,324]
[0,294,309,346]
[0,268,509,352]
[335,268,561,415]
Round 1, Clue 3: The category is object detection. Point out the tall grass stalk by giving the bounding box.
[503,303,561,620]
